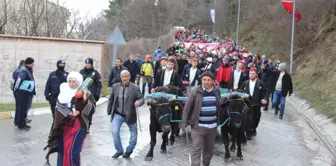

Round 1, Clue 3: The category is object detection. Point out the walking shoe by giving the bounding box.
[112,152,123,159]
[26,119,32,123]
[123,151,133,158]
[279,115,283,119]
[263,106,268,111]
[18,124,30,131]
[24,124,31,128]
[274,108,279,115]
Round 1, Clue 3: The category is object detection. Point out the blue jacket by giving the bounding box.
[153,51,164,59]
[15,66,36,95]
[11,67,22,91]
[44,70,68,97]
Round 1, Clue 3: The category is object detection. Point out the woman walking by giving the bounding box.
[44,71,96,166]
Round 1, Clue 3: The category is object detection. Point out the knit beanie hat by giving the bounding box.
[200,71,215,80]
[278,62,287,69]
[25,57,34,65]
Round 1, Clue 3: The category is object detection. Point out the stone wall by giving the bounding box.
[0,35,104,103]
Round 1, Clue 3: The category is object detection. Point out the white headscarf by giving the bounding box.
[57,71,83,105]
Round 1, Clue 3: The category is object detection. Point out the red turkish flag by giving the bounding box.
[282,0,302,22]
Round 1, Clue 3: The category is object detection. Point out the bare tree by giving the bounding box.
[64,9,81,38]
[43,1,70,37]
[25,0,45,36]
[0,0,9,34]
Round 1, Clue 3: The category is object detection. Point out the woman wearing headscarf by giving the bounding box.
[44,71,96,166]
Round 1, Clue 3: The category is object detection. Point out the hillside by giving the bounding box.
[216,0,336,120]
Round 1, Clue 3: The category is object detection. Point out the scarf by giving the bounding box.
[57,71,83,106]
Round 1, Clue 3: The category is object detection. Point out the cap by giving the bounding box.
[85,58,93,64]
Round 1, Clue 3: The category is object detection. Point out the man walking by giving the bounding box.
[108,58,127,87]
[240,67,267,139]
[13,57,36,131]
[124,54,140,83]
[107,70,144,159]
[270,63,293,119]
[44,60,68,135]
[182,71,221,166]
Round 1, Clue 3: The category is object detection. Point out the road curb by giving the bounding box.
[287,93,336,158]
[0,97,109,120]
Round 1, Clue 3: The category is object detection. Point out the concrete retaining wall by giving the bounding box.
[0,35,104,104]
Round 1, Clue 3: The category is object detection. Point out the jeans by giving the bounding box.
[112,114,138,153]
[142,76,152,95]
[272,90,286,116]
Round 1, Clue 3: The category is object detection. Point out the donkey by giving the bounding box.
[145,85,184,161]
[218,94,250,161]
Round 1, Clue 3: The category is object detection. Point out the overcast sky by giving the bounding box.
[57,0,109,18]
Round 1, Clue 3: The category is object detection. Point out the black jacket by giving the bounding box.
[153,60,161,78]
[229,70,248,90]
[177,59,188,76]
[153,69,186,93]
[182,67,202,86]
[240,80,267,106]
[259,68,272,90]
[269,70,293,97]
[108,66,128,87]
[203,63,217,78]
[123,60,140,82]
[80,68,102,100]
[44,69,68,98]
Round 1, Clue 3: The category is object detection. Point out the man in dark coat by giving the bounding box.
[108,58,128,87]
[13,57,36,131]
[152,59,186,93]
[240,67,267,140]
[123,54,140,83]
[44,60,68,135]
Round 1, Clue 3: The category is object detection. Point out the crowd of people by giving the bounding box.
[106,27,294,165]
[9,27,293,166]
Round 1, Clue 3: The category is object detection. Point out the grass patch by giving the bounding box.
[294,76,336,122]
[101,81,110,97]
[0,103,50,113]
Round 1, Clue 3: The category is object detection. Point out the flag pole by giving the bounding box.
[213,0,216,33]
[236,0,241,44]
[289,0,296,74]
